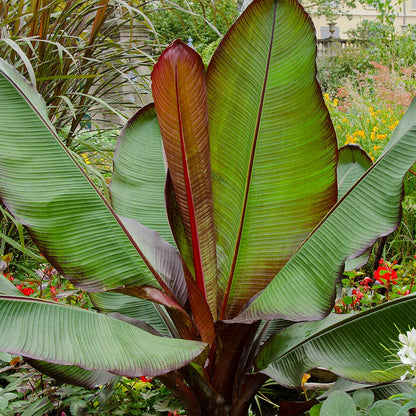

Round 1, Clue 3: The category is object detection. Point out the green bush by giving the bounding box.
[144,0,239,51]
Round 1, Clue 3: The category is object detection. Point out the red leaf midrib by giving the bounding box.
[175,65,206,298]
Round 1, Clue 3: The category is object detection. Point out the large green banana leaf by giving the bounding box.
[0,273,21,295]
[318,377,411,401]
[110,104,172,243]
[0,296,205,377]
[207,0,338,319]
[337,144,373,200]
[90,291,175,338]
[26,360,117,388]
[0,59,178,300]
[255,294,416,387]
[337,145,373,271]
[236,97,416,323]
[0,273,117,387]
[0,273,163,387]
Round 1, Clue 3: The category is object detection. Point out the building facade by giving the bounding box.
[240,0,416,39]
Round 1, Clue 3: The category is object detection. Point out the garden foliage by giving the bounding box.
[0,0,156,144]
[145,0,239,52]
[1,0,416,414]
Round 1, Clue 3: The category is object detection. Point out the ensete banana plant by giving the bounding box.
[1,0,416,415]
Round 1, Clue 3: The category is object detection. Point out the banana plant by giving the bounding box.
[1,0,416,415]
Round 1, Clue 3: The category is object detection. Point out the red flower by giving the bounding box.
[360,277,373,287]
[21,287,34,296]
[50,286,57,295]
[352,288,364,304]
[140,376,153,382]
[374,265,397,285]
[5,273,14,281]
[16,284,34,296]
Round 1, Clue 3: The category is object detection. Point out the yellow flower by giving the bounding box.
[373,145,381,152]
[388,120,399,130]
[323,93,330,101]
[302,373,311,385]
[344,133,356,144]
[302,373,311,399]
[332,99,338,107]
[336,125,341,130]
[376,134,387,140]
[353,130,365,138]
[341,117,348,123]
[371,131,376,141]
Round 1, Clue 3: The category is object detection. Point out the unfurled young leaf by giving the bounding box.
[152,40,217,318]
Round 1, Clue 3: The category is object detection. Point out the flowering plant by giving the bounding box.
[2,0,416,414]
[375,259,399,286]
[398,329,416,380]
[334,258,415,314]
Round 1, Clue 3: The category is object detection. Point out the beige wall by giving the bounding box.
[241,0,416,39]
[310,0,416,39]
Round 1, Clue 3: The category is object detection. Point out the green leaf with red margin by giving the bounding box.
[255,294,416,388]
[110,104,173,245]
[0,58,174,298]
[0,296,205,377]
[165,171,194,277]
[337,144,373,271]
[207,0,337,319]
[151,40,217,318]
[0,277,117,388]
[337,144,373,200]
[236,97,416,323]
[89,291,175,338]
[27,360,117,388]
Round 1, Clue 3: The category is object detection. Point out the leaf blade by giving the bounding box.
[0,296,205,377]
[255,294,416,388]
[337,144,373,200]
[110,104,173,244]
[236,98,416,322]
[89,291,174,338]
[26,360,117,388]
[0,58,169,294]
[151,40,217,317]
[207,0,337,319]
